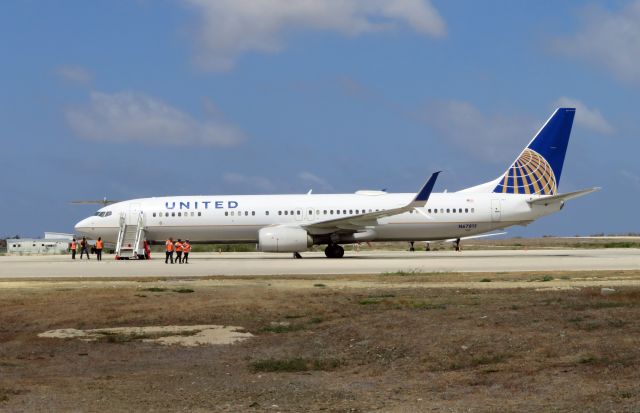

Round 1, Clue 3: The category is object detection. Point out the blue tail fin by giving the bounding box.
[493,108,575,195]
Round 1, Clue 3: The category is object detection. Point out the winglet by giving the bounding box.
[412,171,441,206]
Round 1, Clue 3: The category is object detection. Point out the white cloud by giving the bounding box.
[223,173,276,191]
[298,171,333,191]
[553,97,614,135]
[182,0,446,71]
[553,1,640,83]
[65,91,245,147]
[418,100,538,163]
[56,65,93,84]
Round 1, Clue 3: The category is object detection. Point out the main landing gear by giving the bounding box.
[293,252,303,259]
[324,243,345,258]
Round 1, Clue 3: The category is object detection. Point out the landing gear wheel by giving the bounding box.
[324,244,345,258]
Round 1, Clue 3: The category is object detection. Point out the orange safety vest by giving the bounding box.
[183,243,191,253]
[96,240,103,249]
[71,241,77,249]
[166,240,174,252]
[175,242,183,252]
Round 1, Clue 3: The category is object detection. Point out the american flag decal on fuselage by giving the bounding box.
[493,148,557,195]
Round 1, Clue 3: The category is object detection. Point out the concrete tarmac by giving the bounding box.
[0,249,638,279]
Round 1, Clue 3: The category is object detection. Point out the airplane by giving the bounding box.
[74,108,599,259]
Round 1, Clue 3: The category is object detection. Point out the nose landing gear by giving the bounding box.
[324,243,345,258]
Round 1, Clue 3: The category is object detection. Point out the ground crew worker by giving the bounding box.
[80,237,90,260]
[70,239,77,260]
[174,239,183,264]
[143,240,151,260]
[165,238,174,264]
[95,237,104,261]
[182,240,191,264]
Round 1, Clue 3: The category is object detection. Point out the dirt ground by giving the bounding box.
[2,271,640,412]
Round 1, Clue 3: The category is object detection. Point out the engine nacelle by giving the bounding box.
[258,226,312,253]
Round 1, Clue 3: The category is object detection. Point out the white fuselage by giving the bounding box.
[74,192,560,244]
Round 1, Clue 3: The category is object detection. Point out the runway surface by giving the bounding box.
[0,249,638,278]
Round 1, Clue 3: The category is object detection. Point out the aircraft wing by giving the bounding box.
[527,187,600,206]
[304,172,440,232]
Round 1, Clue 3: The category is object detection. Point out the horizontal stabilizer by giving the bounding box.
[527,187,600,206]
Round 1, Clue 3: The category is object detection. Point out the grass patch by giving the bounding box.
[172,288,194,293]
[577,354,597,364]
[141,287,168,293]
[249,358,342,373]
[368,293,396,298]
[359,299,382,305]
[404,300,447,310]
[381,269,422,276]
[480,278,492,282]
[528,275,554,282]
[96,332,153,343]
[313,283,327,288]
[260,324,307,333]
[570,301,629,310]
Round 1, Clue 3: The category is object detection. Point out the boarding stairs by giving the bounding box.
[115,211,145,260]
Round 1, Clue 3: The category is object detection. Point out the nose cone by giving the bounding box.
[74,217,92,236]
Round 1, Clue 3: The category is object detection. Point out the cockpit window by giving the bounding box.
[94,211,112,217]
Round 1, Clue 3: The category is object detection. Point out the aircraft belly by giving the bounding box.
[371,222,502,241]
[146,225,260,243]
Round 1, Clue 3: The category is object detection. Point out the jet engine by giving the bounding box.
[258,226,312,253]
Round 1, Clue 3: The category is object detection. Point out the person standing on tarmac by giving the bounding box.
[174,239,183,264]
[182,240,191,264]
[70,239,77,260]
[165,238,174,264]
[95,237,104,261]
[80,237,90,260]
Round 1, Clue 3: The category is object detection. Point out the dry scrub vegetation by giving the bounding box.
[2,274,640,412]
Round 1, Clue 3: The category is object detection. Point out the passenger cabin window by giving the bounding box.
[265,211,269,216]
[153,213,156,217]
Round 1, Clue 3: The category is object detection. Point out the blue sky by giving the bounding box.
[1,0,638,238]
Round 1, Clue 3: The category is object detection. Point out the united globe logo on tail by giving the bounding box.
[493,148,557,195]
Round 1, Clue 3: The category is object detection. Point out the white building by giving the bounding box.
[6,233,74,255]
